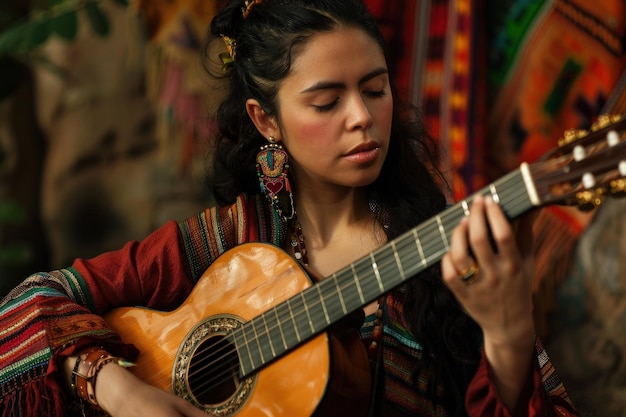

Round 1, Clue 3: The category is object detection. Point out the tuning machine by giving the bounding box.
[610,179,626,197]
[569,188,605,211]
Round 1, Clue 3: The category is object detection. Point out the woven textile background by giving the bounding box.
[365,1,626,414]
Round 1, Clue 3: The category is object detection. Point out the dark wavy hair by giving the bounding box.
[204,1,482,415]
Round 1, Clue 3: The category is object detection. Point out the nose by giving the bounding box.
[347,94,373,130]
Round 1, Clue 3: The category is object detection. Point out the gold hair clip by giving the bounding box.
[219,35,236,71]
[242,0,263,19]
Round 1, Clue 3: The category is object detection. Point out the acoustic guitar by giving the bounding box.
[105,114,626,416]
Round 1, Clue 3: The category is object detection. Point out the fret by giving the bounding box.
[286,298,303,343]
[250,317,266,364]
[243,321,263,369]
[436,215,449,251]
[294,295,317,343]
[273,305,288,351]
[489,183,500,204]
[369,254,384,293]
[274,300,299,348]
[391,241,406,280]
[351,264,366,305]
[300,292,315,334]
[233,324,255,375]
[315,284,331,324]
[349,260,379,304]
[338,275,363,314]
[438,208,462,248]
[318,277,347,324]
[461,200,470,216]
[261,311,276,357]
[411,229,427,267]
[333,274,348,315]
[253,314,276,362]
[231,327,250,376]
[418,224,447,266]
[262,308,288,362]
[372,244,398,290]
[303,286,327,334]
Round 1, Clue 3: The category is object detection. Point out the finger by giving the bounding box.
[441,251,469,297]
[483,196,517,260]
[448,215,472,269]
[466,195,495,265]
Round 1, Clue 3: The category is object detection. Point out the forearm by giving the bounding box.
[482,327,536,411]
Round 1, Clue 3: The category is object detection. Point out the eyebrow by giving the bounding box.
[300,67,389,93]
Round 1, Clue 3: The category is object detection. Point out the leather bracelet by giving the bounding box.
[74,348,109,408]
[70,346,102,399]
[72,347,134,410]
[84,354,120,408]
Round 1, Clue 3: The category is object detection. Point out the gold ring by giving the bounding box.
[459,264,479,284]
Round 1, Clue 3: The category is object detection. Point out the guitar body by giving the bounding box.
[105,243,371,417]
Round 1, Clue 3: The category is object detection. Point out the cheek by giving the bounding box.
[286,116,335,150]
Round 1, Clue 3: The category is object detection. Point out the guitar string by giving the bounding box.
[158,171,534,398]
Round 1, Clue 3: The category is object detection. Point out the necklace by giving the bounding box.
[290,220,309,266]
[289,218,384,360]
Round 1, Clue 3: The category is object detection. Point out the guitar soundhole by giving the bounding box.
[188,334,240,405]
[174,314,255,414]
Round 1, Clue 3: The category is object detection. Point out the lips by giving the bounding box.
[345,141,380,156]
[344,141,381,164]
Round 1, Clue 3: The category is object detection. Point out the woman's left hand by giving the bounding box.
[441,194,536,344]
[441,194,538,409]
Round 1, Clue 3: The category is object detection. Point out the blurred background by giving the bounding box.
[0,0,625,414]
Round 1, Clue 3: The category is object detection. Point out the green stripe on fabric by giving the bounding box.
[0,347,50,382]
[65,267,97,311]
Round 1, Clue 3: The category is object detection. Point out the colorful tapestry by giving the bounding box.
[372,3,626,412]
[483,0,626,334]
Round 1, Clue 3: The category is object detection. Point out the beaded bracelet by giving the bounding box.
[72,347,134,410]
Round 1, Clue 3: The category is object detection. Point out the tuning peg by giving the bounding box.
[558,129,588,147]
[573,189,605,211]
[592,114,623,131]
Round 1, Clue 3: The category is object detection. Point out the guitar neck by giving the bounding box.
[232,165,537,377]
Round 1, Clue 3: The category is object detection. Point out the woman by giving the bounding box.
[0,0,578,416]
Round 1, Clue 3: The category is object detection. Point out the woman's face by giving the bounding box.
[275,27,393,192]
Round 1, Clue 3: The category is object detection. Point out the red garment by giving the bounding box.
[467,349,576,417]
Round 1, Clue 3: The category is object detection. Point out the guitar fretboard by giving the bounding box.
[231,166,536,377]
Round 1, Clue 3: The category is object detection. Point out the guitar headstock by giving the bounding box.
[529,114,626,211]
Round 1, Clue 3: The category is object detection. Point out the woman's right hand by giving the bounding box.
[97,362,207,417]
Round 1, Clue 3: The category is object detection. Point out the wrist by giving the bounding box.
[94,360,140,415]
[69,346,134,411]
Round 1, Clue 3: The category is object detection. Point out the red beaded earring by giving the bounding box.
[256,136,295,220]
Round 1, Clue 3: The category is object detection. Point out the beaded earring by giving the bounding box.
[256,136,295,221]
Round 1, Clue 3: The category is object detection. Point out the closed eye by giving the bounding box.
[314,98,339,112]
[364,90,386,98]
